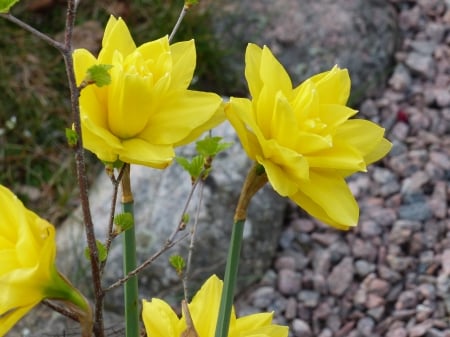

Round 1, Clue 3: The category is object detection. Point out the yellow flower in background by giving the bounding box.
[142,275,288,337]
[0,185,91,336]
[226,44,392,230]
[73,16,224,168]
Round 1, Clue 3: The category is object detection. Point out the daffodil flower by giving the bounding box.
[142,275,288,337]
[0,185,92,336]
[226,44,392,230]
[73,16,225,168]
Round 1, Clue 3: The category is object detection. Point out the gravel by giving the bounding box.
[236,0,450,336]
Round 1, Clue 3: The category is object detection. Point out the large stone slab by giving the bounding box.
[202,0,398,104]
[57,123,287,312]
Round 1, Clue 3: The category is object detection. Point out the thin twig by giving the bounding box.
[168,5,189,42]
[61,1,104,336]
[43,300,80,323]
[183,180,205,301]
[104,233,189,292]
[167,177,201,243]
[101,165,127,275]
[0,13,65,52]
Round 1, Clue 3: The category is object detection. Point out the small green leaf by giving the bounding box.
[0,0,20,13]
[85,64,113,87]
[182,213,190,224]
[196,136,232,157]
[175,155,204,179]
[84,240,108,262]
[169,255,186,275]
[114,212,134,233]
[185,0,198,6]
[65,127,78,146]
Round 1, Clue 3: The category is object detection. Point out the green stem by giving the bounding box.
[122,201,139,337]
[121,165,139,337]
[214,219,245,337]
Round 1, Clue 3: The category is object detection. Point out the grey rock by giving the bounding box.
[277,269,302,295]
[206,0,398,104]
[389,64,412,91]
[408,320,433,337]
[387,327,408,337]
[327,257,354,296]
[405,52,435,78]
[249,286,276,309]
[395,290,418,310]
[57,124,287,311]
[292,319,312,337]
[357,317,375,337]
[298,290,320,308]
[355,260,376,277]
[398,203,433,221]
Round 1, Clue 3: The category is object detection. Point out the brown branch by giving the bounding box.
[104,233,189,292]
[61,1,104,336]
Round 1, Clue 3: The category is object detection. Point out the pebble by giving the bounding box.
[277,269,301,295]
[327,257,354,296]
[291,319,312,337]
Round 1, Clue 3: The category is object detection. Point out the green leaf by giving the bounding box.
[196,137,232,157]
[65,127,78,147]
[185,0,198,6]
[86,64,113,87]
[181,213,190,224]
[84,240,108,262]
[114,212,134,233]
[169,255,186,275]
[175,155,204,179]
[0,0,20,13]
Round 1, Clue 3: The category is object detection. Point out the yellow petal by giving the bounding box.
[175,100,226,147]
[259,46,292,97]
[318,104,357,131]
[237,325,289,337]
[137,36,171,81]
[245,43,264,100]
[310,66,351,105]
[188,275,234,337]
[335,119,392,165]
[225,98,262,161]
[81,114,123,163]
[364,137,392,165]
[306,141,366,172]
[142,299,181,337]
[73,49,97,86]
[291,79,319,122]
[119,138,174,168]
[98,16,136,63]
[0,302,38,337]
[235,312,273,331]
[141,91,223,145]
[170,39,196,91]
[107,72,153,139]
[269,91,297,146]
[255,85,278,139]
[290,171,358,229]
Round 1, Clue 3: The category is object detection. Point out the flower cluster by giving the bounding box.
[73,16,224,168]
[142,275,288,337]
[226,44,392,229]
[0,185,91,336]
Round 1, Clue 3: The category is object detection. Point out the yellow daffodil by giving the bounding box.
[226,44,392,230]
[73,16,225,168]
[142,275,288,337]
[0,185,92,336]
